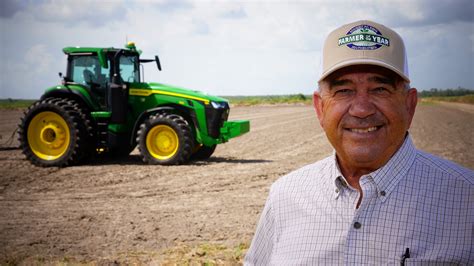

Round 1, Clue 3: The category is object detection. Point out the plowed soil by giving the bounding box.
[1,102,473,264]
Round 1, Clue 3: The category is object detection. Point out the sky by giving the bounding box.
[0,0,473,99]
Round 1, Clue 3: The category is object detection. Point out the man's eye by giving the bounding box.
[370,87,391,96]
[372,87,390,94]
[334,89,353,95]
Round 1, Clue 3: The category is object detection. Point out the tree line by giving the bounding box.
[418,87,474,97]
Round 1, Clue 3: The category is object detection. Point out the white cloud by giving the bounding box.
[0,43,62,99]
[22,0,127,27]
[25,45,54,74]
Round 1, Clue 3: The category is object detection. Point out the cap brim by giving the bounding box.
[318,59,410,83]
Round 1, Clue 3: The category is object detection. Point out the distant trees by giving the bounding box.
[418,87,474,97]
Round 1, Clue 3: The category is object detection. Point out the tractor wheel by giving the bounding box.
[136,113,194,165]
[191,144,217,160]
[18,98,90,167]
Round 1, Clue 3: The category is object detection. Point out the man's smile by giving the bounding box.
[340,114,386,135]
[348,126,379,133]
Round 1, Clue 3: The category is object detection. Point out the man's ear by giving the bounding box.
[406,87,418,127]
[313,91,324,127]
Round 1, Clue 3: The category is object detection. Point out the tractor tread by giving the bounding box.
[136,112,194,165]
[18,97,91,167]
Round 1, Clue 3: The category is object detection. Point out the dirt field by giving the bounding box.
[1,102,473,264]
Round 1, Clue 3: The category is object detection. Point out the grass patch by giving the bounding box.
[1,242,249,265]
[224,94,311,106]
[4,255,97,266]
[418,99,437,106]
[0,99,36,109]
[420,94,474,105]
[160,242,249,265]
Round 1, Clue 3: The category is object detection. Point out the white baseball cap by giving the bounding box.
[319,20,410,83]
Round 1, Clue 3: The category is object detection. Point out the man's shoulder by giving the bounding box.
[271,156,334,193]
[414,149,474,185]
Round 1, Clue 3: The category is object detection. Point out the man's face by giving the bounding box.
[313,65,418,173]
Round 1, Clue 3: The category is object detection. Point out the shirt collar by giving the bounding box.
[331,151,346,199]
[330,134,417,201]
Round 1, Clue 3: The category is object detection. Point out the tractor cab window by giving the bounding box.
[69,54,110,107]
[119,55,139,83]
[69,55,110,87]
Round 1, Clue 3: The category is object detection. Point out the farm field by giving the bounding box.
[1,102,473,264]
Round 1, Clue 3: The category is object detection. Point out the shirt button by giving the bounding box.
[380,191,386,196]
[354,222,362,229]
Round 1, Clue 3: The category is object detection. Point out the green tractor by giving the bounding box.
[18,42,250,167]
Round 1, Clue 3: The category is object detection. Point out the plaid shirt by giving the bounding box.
[245,136,474,265]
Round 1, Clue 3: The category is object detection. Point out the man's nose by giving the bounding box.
[348,92,376,118]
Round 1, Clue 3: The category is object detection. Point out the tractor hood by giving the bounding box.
[139,82,229,104]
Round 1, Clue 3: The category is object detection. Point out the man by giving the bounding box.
[245,20,473,265]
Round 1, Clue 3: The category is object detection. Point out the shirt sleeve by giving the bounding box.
[244,192,276,265]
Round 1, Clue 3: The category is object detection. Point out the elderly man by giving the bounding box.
[245,20,473,265]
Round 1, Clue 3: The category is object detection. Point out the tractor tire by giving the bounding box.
[18,98,91,167]
[191,144,217,160]
[136,113,194,165]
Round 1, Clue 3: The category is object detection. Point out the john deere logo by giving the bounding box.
[338,24,390,50]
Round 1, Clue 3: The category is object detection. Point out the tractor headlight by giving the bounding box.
[211,101,227,109]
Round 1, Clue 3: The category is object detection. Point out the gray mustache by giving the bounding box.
[341,115,385,128]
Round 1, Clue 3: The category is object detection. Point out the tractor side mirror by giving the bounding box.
[155,55,162,71]
[59,72,67,85]
[140,56,162,71]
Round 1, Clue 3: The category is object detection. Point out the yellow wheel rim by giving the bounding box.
[27,111,70,160]
[146,125,179,160]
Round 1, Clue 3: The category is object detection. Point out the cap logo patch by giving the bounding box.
[338,24,390,50]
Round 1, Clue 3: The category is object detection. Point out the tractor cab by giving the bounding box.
[63,43,149,123]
